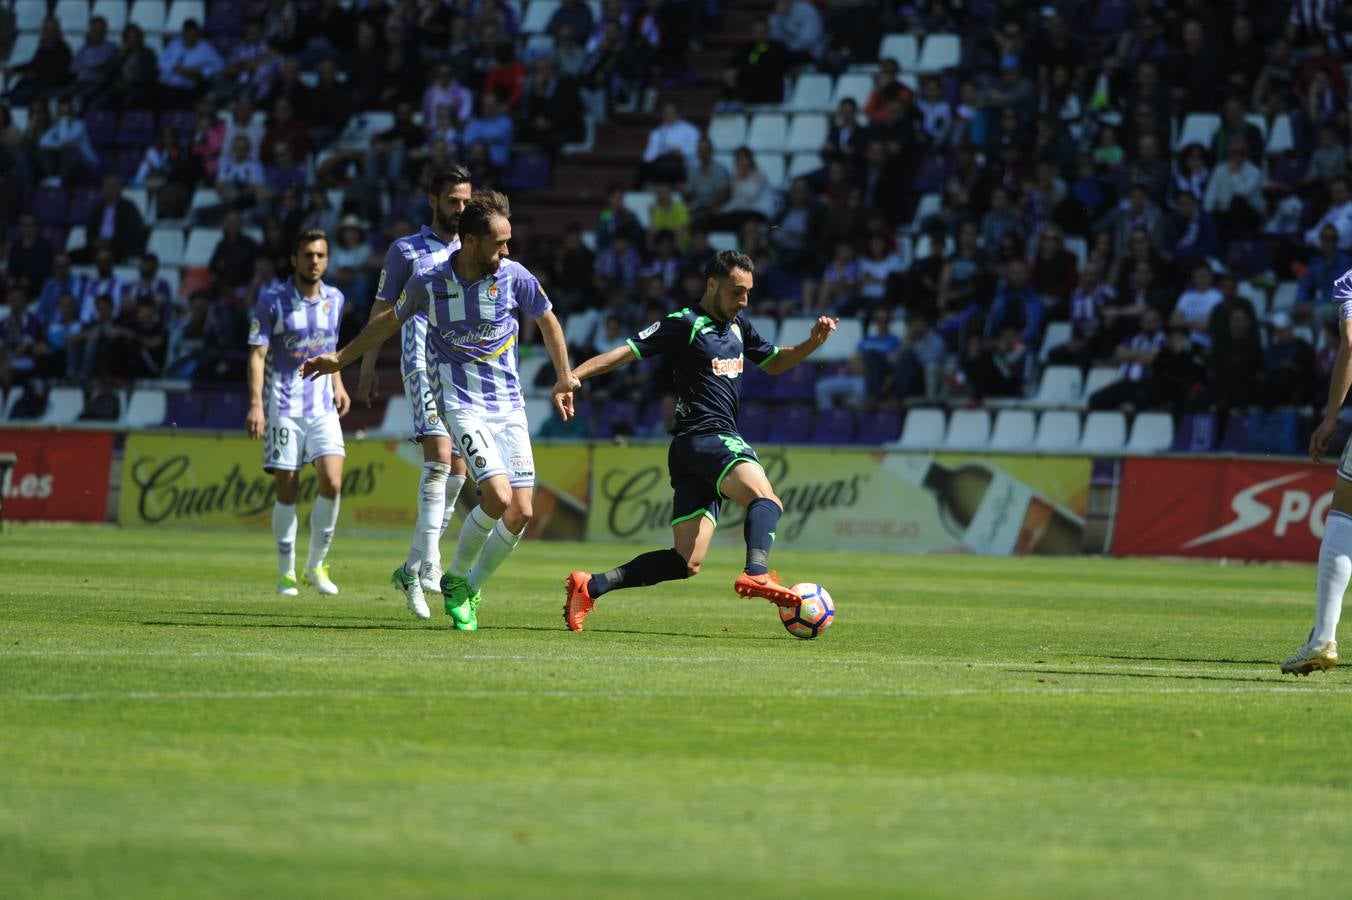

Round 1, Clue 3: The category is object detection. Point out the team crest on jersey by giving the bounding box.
[376,269,386,293]
[487,279,499,300]
[249,318,260,339]
[711,356,744,378]
[321,301,332,316]
[475,455,486,468]
[428,414,438,425]
[731,323,742,342]
[638,321,660,340]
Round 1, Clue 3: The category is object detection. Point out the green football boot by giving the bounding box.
[442,573,478,630]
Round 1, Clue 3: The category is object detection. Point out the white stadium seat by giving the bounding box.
[990,409,1036,450]
[622,190,655,229]
[54,0,91,33]
[15,0,46,32]
[945,409,990,448]
[879,33,919,71]
[1079,411,1127,451]
[129,0,167,34]
[165,0,207,34]
[785,114,828,153]
[1030,366,1083,408]
[1244,113,1268,144]
[124,187,150,221]
[1064,236,1088,268]
[707,115,747,152]
[182,228,221,267]
[525,397,552,435]
[1127,412,1174,453]
[148,228,186,267]
[787,73,833,112]
[746,315,778,344]
[746,113,788,152]
[563,312,598,348]
[40,387,89,425]
[904,192,942,234]
[808,318,862,363]
[1081,367,1120,406]
[754,152,786,187]
[830,73,873,108]
[913,232,954,259]
[1038,322,1073,363]
[521,0,560,34]
[7,34,39,70]
[897,408,945,448]
[914,33,960,73]
[1266,114,1295,156]
[1174,112,1221,151]
[66,225,87,252]
[123,389,167,428]
[1237,281,1268,316]
[1271,281,1299,311]
[92,0,129,30]
[776,316,817,348]
[379,395,414,437]
[1034,410,1081,450]
[786,152,823,182]
[707,230,738,252]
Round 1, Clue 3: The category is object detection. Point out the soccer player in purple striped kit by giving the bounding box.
[245,229,351,597]
[356,164,473,620]
[301,191,578,631]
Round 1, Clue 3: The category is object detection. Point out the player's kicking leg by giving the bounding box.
[302,453,343,595]
[721,461,800,607]
[1281,478,1352,675]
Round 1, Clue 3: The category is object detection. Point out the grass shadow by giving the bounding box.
[170,610,393,622]
[141,620,422,633]
[1006,667,1291,686]
[486,624,782,641]
[1094,653,1277,666]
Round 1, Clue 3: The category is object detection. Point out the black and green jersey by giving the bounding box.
[625,306,779,438]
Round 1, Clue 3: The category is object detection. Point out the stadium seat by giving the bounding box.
[1265,114,1294,156]
[1173,112,1221,151]
[897,408,945,448]
[1034,411,1081,450]
[524,397,551,436]
[40,387,87,425]
[15,0,46,32]
[0,388,13,422]
[129,0,167,34]
[518,355,549,396]
[878,33,919,71]
[740,402,771,442]
[773,363,815,401]
[776,316,816,349]
[707,231,738,252]
[786,73,833,112]
[148,227,185,266]
[1064,236,1088,268]
[92,0,129,30]
[85,108,118,146]
[769,404,814,443]
[1038,322,1073,363]
[164,0,206,33]
[32,187,68,226]
[521,0,560,34]
[944,409,990,448]
[990,409,1036,450]
[746,113,788,152]
[904,192,942,234]
[707,115,747,152]
[622,190,655,228]
[65,225,86,252]
[1127,412,1174,453]
[786,152,823,182]
[856,410,901,444]
[754,152,786,188]
[54,0,91,33]
[117,109,157,146]
[830,73,873,108]
[811,318,862,362]
[122,389,168,428]
[7,33,39,71]
[67,187,98,226]
[812,407,856,444]
[188,186,221,213]
[379,395,414,437]
[124,187,150,221]
[1237,281,1268,315]
[785,114,827,153]
[746,314,778,344]
[1079,411,1127,451]
[1270,281,1299,311]
[563,312,598,348]
[1244,113,1268,144]
[913,232,954,258]
[1080,367,1119,406]
[10,104,29,134]
[1030,366,1083,408]
[914,33,961,73]
[182,229,221,267]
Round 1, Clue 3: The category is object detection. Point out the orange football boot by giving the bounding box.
[563,570,595,632]
[733,570,802,607]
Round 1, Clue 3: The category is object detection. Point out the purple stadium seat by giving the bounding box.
[1170,413,1217,452]
[160,109,196,142]
[769,404,814,444]
[911,154,950,192]
[741,363,775,400]
[1091,0,1131,33]
[593,400,637,438]
[200,391,247,429]
[740,402,770,442]
[113,148,143,182]
[41,226,67,252]
[502,152,552,191]
[165,391,206,428]
[85,109,118,147]
[856,410,901,444]
[1226,239,1268,278]
[811,408,855,444]
[205,0,244,36]
[1218,414,1251,453]
[1269,154,1307,188]
[67,187,99,225]
[117,109,157,146]
[773,364,815,402]
[32,187,68,226]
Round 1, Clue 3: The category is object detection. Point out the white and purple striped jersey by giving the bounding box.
[1333,266,1352,320]
[375,225,460,379]
[394,254,551,414]
[248,280,346,418]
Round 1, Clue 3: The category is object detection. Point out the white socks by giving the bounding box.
[307,494,340,569]
[1313,511,1352,644]
[450,506,497,578]
[468,519,524,592]
[406,462,452,572]
[442,475,466,536]
[273,502,298,576]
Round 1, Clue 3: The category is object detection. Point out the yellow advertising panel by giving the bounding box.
[586,445,1092,555]
[119,433,426,530]
[528,441,591,541]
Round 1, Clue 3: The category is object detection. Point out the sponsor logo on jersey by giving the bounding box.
[509,456,532,471]
[731,323,742,343]
[710,356,744,378]
[638,321,660,340]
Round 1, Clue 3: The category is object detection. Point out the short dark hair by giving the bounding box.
[427,163,472,196]
[459,190,512,238]
[293,228,328,254]
[703,250,754,280]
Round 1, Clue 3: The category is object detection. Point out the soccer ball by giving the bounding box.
[779,584,835,639]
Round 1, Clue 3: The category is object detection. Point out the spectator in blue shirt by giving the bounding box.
[35,253,85,326]
[1166,190,1221,268]
[64,16,119,108]
[1297,225,1352,315]
[461,93,514,170]
[985,258,1046,348]
[157,20,224,106]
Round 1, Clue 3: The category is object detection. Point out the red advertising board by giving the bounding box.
[0,429,114,522]
[1113,457,1330,561]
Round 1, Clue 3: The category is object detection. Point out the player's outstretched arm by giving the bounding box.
[245,345,267,439]
[535,310,579,420]
[761,316,838,376]
[1311,316,1352,462]
[356,299,396,407]
[301,306,402,380]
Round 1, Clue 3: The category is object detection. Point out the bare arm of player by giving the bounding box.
[356,299,395,406]
[245,344,267,439]
[300,305,403,380]
[1310,316,1352,462]
[535,309,579,421]
[332,371,351,417]
[761,316,838,376]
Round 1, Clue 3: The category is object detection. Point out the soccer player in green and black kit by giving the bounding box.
[558,250,837,631]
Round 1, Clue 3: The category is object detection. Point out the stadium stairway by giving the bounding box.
[514,0,773,238]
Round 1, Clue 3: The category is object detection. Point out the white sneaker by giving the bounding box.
[304,564,339,595]
[277,572,299,596]
[419,560,443,594]
[393,564,430,619]
[1280,639,1338,676]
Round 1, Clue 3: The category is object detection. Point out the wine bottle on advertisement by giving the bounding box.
[887,456,1084,555]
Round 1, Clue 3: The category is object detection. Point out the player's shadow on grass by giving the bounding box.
[141,619,423,632]
[171,610,387,622]
[1093,653,1276,666]
[488,624,782,641]
[1008,667,1288,685]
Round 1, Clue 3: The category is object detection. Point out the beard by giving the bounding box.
[434,208,460,235]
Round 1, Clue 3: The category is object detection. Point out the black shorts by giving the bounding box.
[668,431,763,528]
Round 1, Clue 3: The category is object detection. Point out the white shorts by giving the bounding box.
[403,368,452,441]
[447,406,535,488]
[263,413,345,472]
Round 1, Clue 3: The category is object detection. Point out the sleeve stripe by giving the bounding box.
[626,339,642,360]
[756,347,780,369]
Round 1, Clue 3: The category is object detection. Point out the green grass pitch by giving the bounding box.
[3,525,1352,899]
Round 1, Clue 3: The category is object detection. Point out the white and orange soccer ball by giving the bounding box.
[778,583,835,639]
